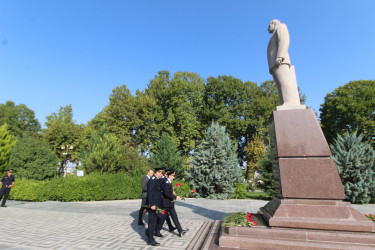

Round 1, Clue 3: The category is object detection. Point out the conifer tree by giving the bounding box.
[150,134,185,178]
[79,129,125,174]
[0,124,16,173]
[186,122,242,199]
[330,131,375,204]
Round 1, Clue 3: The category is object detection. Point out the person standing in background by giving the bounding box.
[0,169,15,207]
[138,169,154,225]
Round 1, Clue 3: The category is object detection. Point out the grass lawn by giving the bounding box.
[244,191,271,200]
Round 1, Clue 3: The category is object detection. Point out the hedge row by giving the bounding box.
[9,173,143,202]
[9,173,192,202]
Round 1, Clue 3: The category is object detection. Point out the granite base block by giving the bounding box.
[260,199,375,232]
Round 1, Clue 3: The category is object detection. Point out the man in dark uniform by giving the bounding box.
[145,167,164,246]
[0,169,15,207]
[159,170,188,237]
[138,169,154,226]
[159,169,176,232]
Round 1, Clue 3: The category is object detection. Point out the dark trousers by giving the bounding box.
[158,207,182,233]
[168,207,182,233]
[165,214,175,230]
[0,186,10,206]
[147,209,162,243]
[138,206,147,223]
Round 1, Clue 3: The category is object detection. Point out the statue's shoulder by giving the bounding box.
[278,23,288,32]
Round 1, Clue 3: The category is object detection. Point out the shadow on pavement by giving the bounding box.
[175,201,227,220]
[129,210,148,243]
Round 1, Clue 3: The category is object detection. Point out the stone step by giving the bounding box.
[186,221,214,250]
[219,226,375,249]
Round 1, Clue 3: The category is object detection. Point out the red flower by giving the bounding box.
[192,189,196,193]
[245,212,252,222]
[162,210,166,215]
[176,183,182,187]
[251,221,257,226]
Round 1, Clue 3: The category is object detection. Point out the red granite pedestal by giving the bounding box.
[219,109,375,249]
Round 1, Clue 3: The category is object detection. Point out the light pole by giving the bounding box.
[61,144,74,177]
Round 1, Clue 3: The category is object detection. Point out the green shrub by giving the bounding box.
[9,172,144,202]
[232,182,247,199]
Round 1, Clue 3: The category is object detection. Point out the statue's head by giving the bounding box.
[268,19,280,34]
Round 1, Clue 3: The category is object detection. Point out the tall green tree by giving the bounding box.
[186,122,242,199]
[0,101,41,137]
[201,77,282,165]
[320,80,375,146]
[9,134,58,180]
[43,105,83,165]
[0,124,17,173]
[142,71,205,155]
[105,85,136,145]
[150,134,185,178]
[330,131,375,204]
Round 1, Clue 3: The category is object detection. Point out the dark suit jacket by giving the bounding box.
[161,179,177,208]
[146,175,162,207]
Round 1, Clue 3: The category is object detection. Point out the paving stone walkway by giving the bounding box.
[1,199,374,250]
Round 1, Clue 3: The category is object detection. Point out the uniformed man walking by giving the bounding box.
[138,169,154,226]
[0,169,15,207]
[159,169,176,232]
[145,167,164,246]
[159,169,188,237]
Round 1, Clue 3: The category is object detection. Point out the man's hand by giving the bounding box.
[177,196,181,200]
[275,57,284,66]
[173,191,177,196]
[151,205,156,210]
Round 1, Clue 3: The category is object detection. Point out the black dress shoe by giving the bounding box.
[0,205,7,207]
[147,241,160,246]
[169,226,177,232]
[138,222,146,226]
[178,229,189,237]
[155,232,163,237]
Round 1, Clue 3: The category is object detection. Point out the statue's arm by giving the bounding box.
[276,24,290,63]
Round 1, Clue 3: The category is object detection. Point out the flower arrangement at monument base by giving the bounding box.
[365,213,375,222]
[222,212,259,228]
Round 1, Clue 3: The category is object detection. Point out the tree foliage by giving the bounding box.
[320,80,375,146]
[105,85,136,145]
[79,130,125,174]
[186,122,242,199]
[150,134,185,178]
[244,133,266,181]
[9,134,58,180]
[142,71,205,154]
[257,154,275,198]
[79,128,149,175]
[0,124,17,173]
[330,131,375,204]
[0,101,41,137]
[43,105,83,164]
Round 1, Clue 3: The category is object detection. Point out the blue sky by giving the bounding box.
[1,0,374,126]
